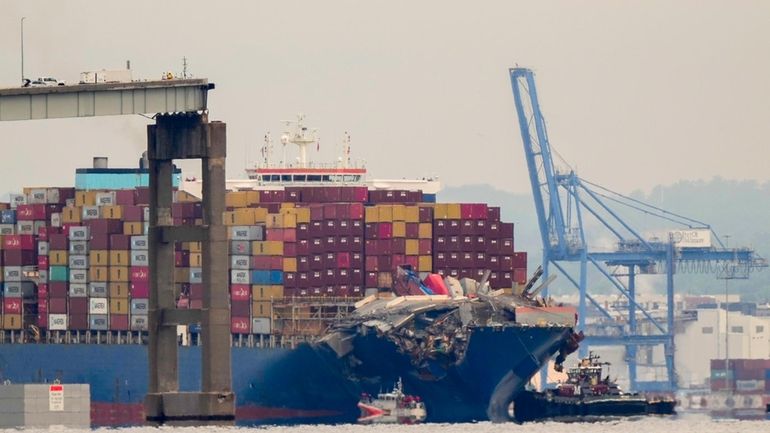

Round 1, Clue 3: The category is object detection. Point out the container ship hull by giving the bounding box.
[0,325,573,425]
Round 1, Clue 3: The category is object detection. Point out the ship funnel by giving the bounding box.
[93,156,108,169]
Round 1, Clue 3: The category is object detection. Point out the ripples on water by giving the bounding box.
[10,415,770,433]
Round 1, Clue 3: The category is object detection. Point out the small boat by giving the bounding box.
[357,378,427,424]
[511,352,676,423]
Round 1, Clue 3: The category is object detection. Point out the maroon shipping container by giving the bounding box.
[364,223,378,240]
[500,255,514,271]
[351,252,363,268]
[49,282,68,298]
[365,271,378,287]
[49,297,67,313]
[69,314,89,330]
[324,236,336,251]
[350,268,363,285]
[365,256,379,272]
[434,220,448,236]
[419,206,433,223]
[4,250,36,266]
[460,204,474,220]
[336,203,350,219]
[350,220,364,236]
[500,238,515,254]
[85,219,124,235]
[297,272,309,288]
[266,229,283,242]
[122,206,144,222]
[134,188,150,205]
[111,315,130,331]
[406,223,419,238]
[311,255,324,271]
[190,283,204,300]
[350,202,364,219]
[512,251,527,268]
[115,190,135,206]
[231,300,250,317]
[419,239,432,255]
[337,252,351,268]
[392,254,405,269]
[472,203,489,220]
[297,256,310,272]
[69,298,89,315]
[434,252,447,268]
[309,204,324,221]
[488,206,501,222]
[38,299,48,314]
[230,284,250,301]
[130,282,150,298]
[513,268,527,285]
[284,272,297,288]
[90,233,110,250]
[49,234,68,250]
[231,317,250,334]
[474,236,486,252]
[460,220,476,235]
[322,204,337,220]
[285,187,302,202]
[3,235,35,250]
[310,238,324,254]
[283,229,297,243]
[501,223,514,238]
[487,238,500,254]
[352,187,368,203]
[378,223,392,239]
[377,255,392,271]
[175,251,190,267]
[324,220,337,236]
[110,234,131,250]
[297,239,310,255]
[488,255,500,270]
[391,238,406,254]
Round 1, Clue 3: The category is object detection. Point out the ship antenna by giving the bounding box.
[342,131,351,169]
[182,57,188,79]
[263,132,274,167]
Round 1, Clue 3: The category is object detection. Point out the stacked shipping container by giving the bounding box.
[0,184,528,337]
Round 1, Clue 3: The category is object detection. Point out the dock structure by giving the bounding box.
[0,80,234,425]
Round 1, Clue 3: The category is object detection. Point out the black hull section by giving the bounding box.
[513,390,676,423]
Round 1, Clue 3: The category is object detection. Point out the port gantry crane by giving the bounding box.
[509,67,766,392]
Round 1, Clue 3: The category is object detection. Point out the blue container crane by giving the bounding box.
[509,67,766,392]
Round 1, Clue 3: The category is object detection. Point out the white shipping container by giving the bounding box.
[130,299,148,315]
[89,282,108,297]
[28,189,48,204]
[94,192,115,206]
[230,241,250,255]
[131,235,148,250]
[69,255,89,270]
[69,226,90,241]
[252,317,271,335]
[230,226,264,241]
[131,251,149,266]
[736,380,765,391]
[82,206,100,220]
[189,268,203,284]
[89,298,109,315]
[49,314,68,330]
[4,266,22,282]
[69,269,88,284]
[130,315,148,331]
[46,188,61,204]
[69,283,88,297]
[50,213,62,227]
[3,282,22,297]
[69,241,89,255]
[16,221,34,235]
[9,194,26,209]
[0,224,14,235]
[230,255,250,270]
[143,207,150,221]
[37,241,49,256]
[89,315,109,331]
[231,269,250,285]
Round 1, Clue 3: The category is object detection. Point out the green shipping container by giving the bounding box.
[49,266,69,282]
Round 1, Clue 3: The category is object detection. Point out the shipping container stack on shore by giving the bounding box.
[0,182,528,340]
[707,359,770,419]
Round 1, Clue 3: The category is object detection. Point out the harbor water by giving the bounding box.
[7,416,770,433]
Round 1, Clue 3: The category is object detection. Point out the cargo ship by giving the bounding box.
[0,116,577,425]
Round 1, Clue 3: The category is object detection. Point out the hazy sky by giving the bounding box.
[0,1,768,196]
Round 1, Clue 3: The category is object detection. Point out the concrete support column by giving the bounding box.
[200,122,231,396]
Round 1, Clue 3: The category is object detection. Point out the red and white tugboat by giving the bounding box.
[357,378,427,424]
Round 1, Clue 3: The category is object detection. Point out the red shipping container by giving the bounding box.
[472,203,489,220]
[377,255,392,271]
[37,314,48,329]
[284,242,297,257]
[4,235,35,250]
[266,228,283,242]
[110,234,131,250]
[130,282,150,298]
[336,252,351,268]
[38,283,48,298]
[251,256,270,270]
[16,204,48,220]
[3,298,22,314]
[392,254,406,268]
[309,204,324,220]
[364,223,378,240]
[352,187,368,202]
[231,300,250,317]
[231,317,250,334]
[37,226,51,241]
[513,268,527,285]
[283,229,297,243]
[460,204,474,220]
[322,204,337,220]
[190,300,203,309]
[230,284,250,301]
[378,223,392,239]
[365,271,378,287]
[391,238,406,253]
[351,252,363,268]
[49,282,68,298]
[134,188,150,205]
[111,315,130,331]
[130,267,149,282]
[512,251,527,268]
[122,206,144,222]
[336,203,350,219]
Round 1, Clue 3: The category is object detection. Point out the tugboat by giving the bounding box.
[357,378,427,424]
[511,352,676,423]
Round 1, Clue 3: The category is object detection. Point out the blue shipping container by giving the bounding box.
[0,210,16,224]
